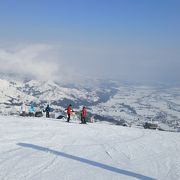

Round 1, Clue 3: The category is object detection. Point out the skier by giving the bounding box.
[28,103,35,117]
[45,104,50,118]
[81,106,87,124]
[66,104,73,122]
[20,102,27,116]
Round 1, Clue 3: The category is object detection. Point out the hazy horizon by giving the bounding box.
[0,0,179,85]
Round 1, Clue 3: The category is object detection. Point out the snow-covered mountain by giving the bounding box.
[92,85,180,131]
[0,77,180,131]
[0,78,116,115]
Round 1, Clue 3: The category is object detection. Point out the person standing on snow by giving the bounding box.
[45,104,51,118]
[66,104,73,122]
[20,102,27,116]
[29,103,35,117]
[81,106,87,124]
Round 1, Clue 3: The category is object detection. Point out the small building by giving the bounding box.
[143,121,158,130]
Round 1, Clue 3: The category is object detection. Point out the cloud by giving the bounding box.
[0,43,80,83]
[0,43,56,80]
[0,42,179,85]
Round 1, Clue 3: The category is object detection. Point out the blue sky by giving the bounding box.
[0,0,180,84]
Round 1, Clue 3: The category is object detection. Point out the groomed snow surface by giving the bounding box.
[0,115,180,180]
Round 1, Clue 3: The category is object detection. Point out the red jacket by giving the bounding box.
[67,105,71,114]
[82,107,87,118]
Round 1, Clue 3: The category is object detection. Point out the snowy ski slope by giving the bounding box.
[0,115,180,180]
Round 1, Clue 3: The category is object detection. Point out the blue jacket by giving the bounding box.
[29,105,35,113]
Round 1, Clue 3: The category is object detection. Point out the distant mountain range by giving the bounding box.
[0,76,180,131]
[0,77,118,115]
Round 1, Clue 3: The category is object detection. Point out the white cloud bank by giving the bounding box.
[0,43,59,80]
[0,42,179,85]
[0,43,80,83]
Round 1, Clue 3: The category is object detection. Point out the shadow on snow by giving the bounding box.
[17,143,156,180]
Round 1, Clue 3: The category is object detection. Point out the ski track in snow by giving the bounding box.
[0,147,58,180]
[162,136,180,180]
[1,150,33,180]
[26,156,58,179]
